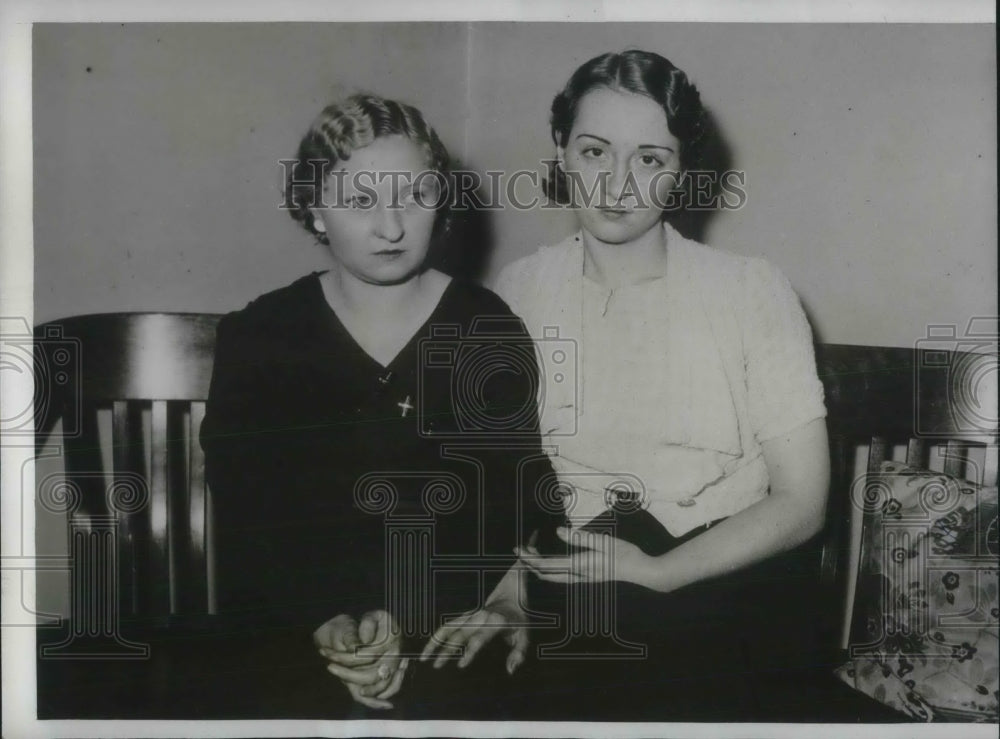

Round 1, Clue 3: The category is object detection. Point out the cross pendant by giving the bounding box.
[397,395,414,418]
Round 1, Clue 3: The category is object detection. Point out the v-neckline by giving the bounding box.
[312,272,457,372]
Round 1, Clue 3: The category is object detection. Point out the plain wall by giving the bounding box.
[31,23,998,618]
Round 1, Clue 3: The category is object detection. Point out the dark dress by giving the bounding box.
[198,272,557,718]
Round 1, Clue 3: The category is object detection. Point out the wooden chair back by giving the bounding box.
[36,313,222,629]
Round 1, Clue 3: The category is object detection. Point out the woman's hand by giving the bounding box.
[314,611,408,710]
[516,526,655,588]
[419,599,529,675]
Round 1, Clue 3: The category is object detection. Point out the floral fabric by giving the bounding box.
[835,460,999,721]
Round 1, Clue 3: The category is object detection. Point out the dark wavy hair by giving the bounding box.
[285,93,452,245]
[546,50,707,205]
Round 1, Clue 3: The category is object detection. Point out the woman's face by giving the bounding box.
[559,87,681,245]
[311,135,440,285]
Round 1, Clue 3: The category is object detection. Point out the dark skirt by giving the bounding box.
[513,507,828,721]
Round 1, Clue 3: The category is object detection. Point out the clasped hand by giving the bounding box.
[515,526,654,587]
[314,610,407,710]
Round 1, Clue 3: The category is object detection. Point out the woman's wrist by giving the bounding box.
[485,595,527,620]
[635,552,682,594]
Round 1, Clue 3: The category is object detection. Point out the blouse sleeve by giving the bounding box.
[742,258,827,443]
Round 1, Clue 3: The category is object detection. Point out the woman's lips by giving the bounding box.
[596,207,632,220]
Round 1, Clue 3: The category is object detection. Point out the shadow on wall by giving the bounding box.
[432,158,495,283]
[667,108,733,245]
[666,108,828,345]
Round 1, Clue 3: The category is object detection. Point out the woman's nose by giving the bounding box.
[606,161,630,204]
[372,203,404,242]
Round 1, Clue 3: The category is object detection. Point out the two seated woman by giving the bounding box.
[200,49,830,720]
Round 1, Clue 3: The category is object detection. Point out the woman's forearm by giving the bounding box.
[638,417,830,594]
[638,490,824,593]
[486,561,528,610]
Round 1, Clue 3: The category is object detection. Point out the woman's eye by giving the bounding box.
[638,154,664,167]
[349,194,373,209]
[582,146,605,158]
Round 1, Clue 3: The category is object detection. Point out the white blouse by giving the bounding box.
[494,222,827,537]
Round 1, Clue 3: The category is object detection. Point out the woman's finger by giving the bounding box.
[516,548,575,575]
[456,610,507,669]
[430,613,489,670]
[353,640,395,662]
[523,529,540,556]
[319,647,379,668]
[358,612,375,644]
[534,569,588,585]
[326,661,381,686]
[314,614,359,653]
[456,632,493,670]
[340,622,361,652]
[420,619,461,661]
[432,639,464,670]
[375,658,408,700]
[420,610,477,662]
[420,611,472,660]
[358,610,384,645]
[506,627,529,675]
[358,653,404,696]
[347,682,393,711]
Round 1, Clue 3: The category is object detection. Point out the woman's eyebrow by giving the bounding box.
[575,134,675,153]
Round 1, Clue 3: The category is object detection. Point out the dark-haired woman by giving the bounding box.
[428,50,832,719]
[199,93,552,718]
